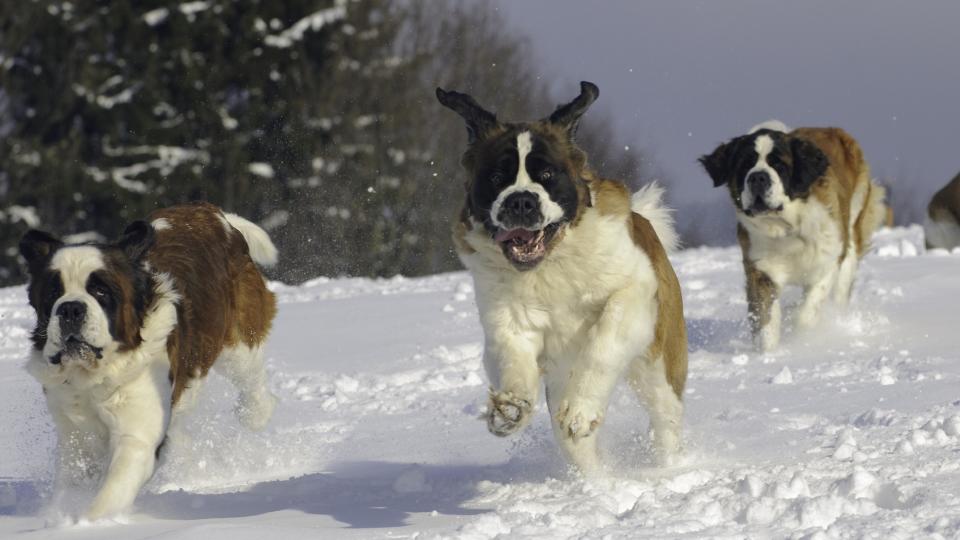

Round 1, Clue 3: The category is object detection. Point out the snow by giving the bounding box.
[263,4,348,49]
[2,227,960,538]
[247,162,275,179]
[142,8,169,27]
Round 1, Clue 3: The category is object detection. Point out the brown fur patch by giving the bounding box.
[452,206,476,255]
[790,127,884,257]
[738,225,779,337]
[629,207,688,398]
[589,177,632,217]
[93,258,154,352]
[146,202,276,405]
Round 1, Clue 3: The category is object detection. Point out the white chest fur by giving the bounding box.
[461,207,656,367]
[739,198,843,287]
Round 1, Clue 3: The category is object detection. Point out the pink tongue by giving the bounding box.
[495,228,536,243]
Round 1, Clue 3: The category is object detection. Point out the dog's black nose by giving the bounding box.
[747,172,771,194]
[501,191,541,226]
[503,191,540,218]
[57,301,86,334]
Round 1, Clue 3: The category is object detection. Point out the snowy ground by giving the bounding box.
[1,225,959,539]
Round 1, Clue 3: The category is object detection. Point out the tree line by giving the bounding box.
[0,0,649,286]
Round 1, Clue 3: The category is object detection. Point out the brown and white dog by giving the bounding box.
[924,171,960,250]
[700,121,887,351]
[20,202,278,520]
[437,82,688,472]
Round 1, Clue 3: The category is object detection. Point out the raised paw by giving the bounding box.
[486,390,532,437]
[556,400,604,440]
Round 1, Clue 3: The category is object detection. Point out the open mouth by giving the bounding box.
[494,222,562,269]
[51,336,104,365]
[744,197,783,217]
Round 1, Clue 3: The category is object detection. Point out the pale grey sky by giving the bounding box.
[495,0,960,243]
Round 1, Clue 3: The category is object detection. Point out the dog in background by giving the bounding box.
[700,121,886,351]
[437,81,687,472]
[924,172,960,250]
[20,202,278,520]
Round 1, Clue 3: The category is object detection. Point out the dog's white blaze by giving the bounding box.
[152,218,172,231]
[516,130,533,160]
[45,247,112,359]
[489,131,566,230]
[741,134,788,212]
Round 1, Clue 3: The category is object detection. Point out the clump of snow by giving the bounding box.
[143,8,169,26]
[264,4,348,49]
[248,162,275,178]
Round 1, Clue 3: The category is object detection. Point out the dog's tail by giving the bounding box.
[749,119,791,134]
[631,182,681,253]
[224,213,279,267]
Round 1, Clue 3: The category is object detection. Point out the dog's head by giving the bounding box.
[699,128,828,217]
[19,222,156,367]
[436,81,597,270]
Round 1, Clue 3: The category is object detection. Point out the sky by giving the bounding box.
[493,0,960,243]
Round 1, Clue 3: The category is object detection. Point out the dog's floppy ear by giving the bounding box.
[547,81,599,141]
[19,230,63,275]
[117,220,156,261]
[699,135,748,188]
[789,138,829,196]
[436,88,499,144]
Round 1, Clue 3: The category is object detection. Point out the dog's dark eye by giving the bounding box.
[88,280,113,306]
[539,169,553,181]
[490,173,504,186]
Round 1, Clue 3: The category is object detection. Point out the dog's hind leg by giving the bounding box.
[158,378,203,464]
[629,356,684,466]
[215,344,277,431]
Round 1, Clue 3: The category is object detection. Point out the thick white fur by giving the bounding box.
[28,273,180,521]
[214,344,277,431]
[461,183,682,472]
[924,214,960,250]
[489,132,566,231]
[631,182,680,253]
[738,196,845,351]
[223,213,279,267]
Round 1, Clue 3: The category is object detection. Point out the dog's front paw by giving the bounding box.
[556,400,604,440]
[486,390,532,437]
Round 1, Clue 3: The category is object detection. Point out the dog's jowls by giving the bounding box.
[437,82,688,472]
[700,123,887,351]
[20,202,278,521]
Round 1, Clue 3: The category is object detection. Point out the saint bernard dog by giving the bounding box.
[700,121,887,351]
[436,81,688,472]
[924,171,960,250]
[20,202,278,520]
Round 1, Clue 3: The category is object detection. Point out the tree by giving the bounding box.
[0,0,651,286]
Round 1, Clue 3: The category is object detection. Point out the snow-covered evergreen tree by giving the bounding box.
[0,0,647,285]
